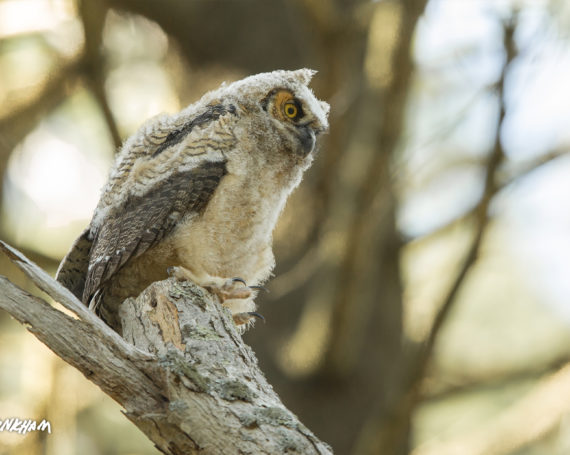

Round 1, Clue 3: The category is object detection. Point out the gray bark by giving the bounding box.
[0,240,332,455]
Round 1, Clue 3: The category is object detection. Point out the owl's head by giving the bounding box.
[259,82,328,158]
[207,69,329,159]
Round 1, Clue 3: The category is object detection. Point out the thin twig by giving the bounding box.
[78,1,122,149]
[0,60,81,158]
[269,244,320,299]
[405,146,570,245]
[422,349,570,402]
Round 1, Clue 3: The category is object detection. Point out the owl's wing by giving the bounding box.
[56,227,92,301]
[81,159,227,304]
[57,102,237,305]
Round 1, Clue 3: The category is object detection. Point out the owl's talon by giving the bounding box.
[249,285,269,293]
[231,277,247,286]
[248,311,265,322]
[233,312,264,326]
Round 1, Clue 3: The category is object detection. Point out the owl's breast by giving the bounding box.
[171,169,290,285]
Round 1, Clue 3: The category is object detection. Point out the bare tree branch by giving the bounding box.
[422,349,570,402]
[78,1,122,149]
[268,243,321,299]
[405,146,570,246]
[500,146,570,186]
[407,12,519,402]
[0,240,332,455]
[0,61,81,153]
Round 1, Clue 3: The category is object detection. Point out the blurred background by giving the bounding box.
[1,0,570,454]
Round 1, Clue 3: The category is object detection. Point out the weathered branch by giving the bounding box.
[0,240,332,455]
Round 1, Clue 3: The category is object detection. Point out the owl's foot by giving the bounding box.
[210,277,268,300]
[167,266,263,328]
[209,277,255,300]
[168,267,261,300]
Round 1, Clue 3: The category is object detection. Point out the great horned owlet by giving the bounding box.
[56,69,329,333]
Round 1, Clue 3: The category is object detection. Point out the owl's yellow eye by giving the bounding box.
[284,101,299,119]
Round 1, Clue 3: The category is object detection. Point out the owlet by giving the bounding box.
[56,69,329,333]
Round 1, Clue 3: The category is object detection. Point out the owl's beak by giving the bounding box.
[297,125,316,156]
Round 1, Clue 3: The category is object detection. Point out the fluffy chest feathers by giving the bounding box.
[173,159,303,285]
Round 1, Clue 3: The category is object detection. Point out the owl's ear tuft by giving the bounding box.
[290,68,317,86]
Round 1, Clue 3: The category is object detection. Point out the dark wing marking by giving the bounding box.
[82,159,227,304]
[56,227,92,301]
[152,104,236,157]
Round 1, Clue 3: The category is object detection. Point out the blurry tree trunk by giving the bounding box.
[323,2,427,454]
[0,241,332,455]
